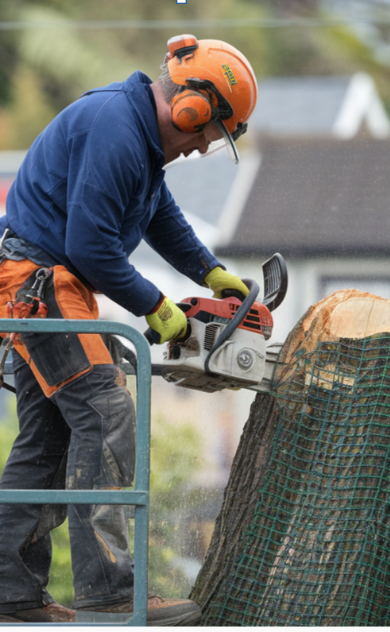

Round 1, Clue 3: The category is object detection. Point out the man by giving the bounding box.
[0,35,257,625]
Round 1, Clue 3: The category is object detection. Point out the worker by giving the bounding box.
[0,35,257,625]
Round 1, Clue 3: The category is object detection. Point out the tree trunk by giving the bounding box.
[191,290,390,626]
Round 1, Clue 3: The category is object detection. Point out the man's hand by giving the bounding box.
[145,296,187,344]
[205,267,249,300]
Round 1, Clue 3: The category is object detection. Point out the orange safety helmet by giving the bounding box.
[167,34,258,163]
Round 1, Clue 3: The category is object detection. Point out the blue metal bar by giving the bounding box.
[0,319,151,627]
[0,490,148,505]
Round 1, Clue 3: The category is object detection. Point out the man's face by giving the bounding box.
[163,120,224,165]
[150,80,227,165]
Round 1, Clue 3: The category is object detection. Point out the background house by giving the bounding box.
[216,136,390,342]
[213,73,390,341]
[252,73,390,139]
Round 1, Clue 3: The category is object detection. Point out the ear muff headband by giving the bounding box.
[170,89,212,133]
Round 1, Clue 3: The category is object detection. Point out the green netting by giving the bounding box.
[203,333,390,626]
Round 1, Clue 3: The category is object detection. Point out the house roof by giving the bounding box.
[215,137,390,258]
[252,76,349,135]
[251,73,390,139]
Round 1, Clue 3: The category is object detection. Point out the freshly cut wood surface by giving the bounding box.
[277,289,390,383]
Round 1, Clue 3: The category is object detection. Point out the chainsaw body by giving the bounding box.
[157,253,288,393]
[162,301,269,393]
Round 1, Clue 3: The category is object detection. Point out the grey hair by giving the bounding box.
[159,61,183,104]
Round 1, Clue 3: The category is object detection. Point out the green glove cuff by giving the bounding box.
[204,267,250,299]
[145,296,187,345]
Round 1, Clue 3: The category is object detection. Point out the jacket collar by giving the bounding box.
[124,71,165,169]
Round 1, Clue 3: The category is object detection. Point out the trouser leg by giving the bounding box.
[52,364,136,609]
[0,350,70,613]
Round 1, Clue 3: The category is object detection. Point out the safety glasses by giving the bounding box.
[206,119,239,164]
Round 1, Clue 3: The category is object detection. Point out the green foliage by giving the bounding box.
[1,63,57,149]
[47,520,73,607]
[23,0,80,12]
[0,395,18,472]
[2,0,390,148]
[318,24,390,116]
[18,6,137,105]
[0,3,19,106]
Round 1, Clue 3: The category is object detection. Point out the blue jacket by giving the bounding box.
[0,72,221,316]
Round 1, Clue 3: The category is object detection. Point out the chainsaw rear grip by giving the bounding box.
[144,295,188,345]
[144,327,160,345]
[144,319,190,346]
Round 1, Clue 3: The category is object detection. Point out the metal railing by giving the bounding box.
[0,318,151,626]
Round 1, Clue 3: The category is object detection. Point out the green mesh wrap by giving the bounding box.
[203,334,390,626]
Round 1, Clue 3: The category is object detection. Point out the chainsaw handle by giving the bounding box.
[144,325,191,347]
[221,288,247,301]
[205,278,260,375]
[144,327,159,346]
[144,304,192,346]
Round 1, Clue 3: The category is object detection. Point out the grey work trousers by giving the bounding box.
[0,349,136,613]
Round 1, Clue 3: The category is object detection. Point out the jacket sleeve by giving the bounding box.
[65,196,161,317]
[144,181,222,285]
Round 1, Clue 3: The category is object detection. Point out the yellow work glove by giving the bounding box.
[145,296,187,344]
[204,267,250,300]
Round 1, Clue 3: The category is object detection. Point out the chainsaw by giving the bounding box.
[144,253,288,393]
[1,254,287,394]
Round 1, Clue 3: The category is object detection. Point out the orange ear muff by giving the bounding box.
[170,89,212,133]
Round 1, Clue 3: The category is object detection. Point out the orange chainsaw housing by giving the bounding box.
[180,296,273,340]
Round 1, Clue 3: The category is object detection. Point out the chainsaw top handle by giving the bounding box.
[204,278,260,375]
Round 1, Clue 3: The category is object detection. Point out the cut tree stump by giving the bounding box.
[191,290,390,626]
